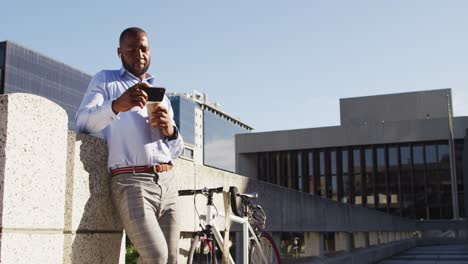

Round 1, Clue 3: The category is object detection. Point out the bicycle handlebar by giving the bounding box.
[178,186,224,196]
[178,186,245,217]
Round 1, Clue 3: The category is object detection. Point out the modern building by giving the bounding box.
[236,89,468,220]
[169,91,253,172]
[0,41,91,130]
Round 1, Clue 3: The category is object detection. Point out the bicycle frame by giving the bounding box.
[205,208,268,264]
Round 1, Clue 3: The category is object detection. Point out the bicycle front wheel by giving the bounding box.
[249,232,281,264]
[187,235,218,264]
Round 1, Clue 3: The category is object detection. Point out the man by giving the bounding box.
[76,27,183,264]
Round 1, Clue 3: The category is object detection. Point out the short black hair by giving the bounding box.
[119,27,147,46]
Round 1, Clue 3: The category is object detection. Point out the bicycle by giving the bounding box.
[178,186,281,264]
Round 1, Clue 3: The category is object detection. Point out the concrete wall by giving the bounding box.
[0,94,123,264]
[235,117,468,154]
[340,89,450,126]
[0,93,429,263]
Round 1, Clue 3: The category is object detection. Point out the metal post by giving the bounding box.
[447,92,459,219]
[243,219,249,264]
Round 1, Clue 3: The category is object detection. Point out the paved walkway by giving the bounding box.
[378,244,468,264]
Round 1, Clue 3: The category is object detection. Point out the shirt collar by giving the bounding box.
[119,67,155,84]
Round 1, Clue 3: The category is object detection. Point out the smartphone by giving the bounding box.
[140,86,166,102]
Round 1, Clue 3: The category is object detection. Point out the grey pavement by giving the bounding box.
[378,244,468,264]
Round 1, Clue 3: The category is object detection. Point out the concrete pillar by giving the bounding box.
[0,94,124,264]
[304,232,324,257]
[369,232,379,246]
[388,232,395,242]
[335,232,351,252]
[353,232,367,249]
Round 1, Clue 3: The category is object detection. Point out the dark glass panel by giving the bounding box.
[438,143,453,219]
[413,144,427,219]
[169,96,196,145]
[308,151,315,194]
[270,152,280,185]
[400,145,414,218]
[455,140,465,218]
[331,150,338,201]
[297,152,303,192]
[319,151,326,197]
[353,148,362,205]
[388,146,399,215]
[0,42,5,90]
[342,150,350,203]
[376,147,386,211]
[203,109,250,172]
[365,147,374,207]
[426,144,440,219]
[438,143,451,219]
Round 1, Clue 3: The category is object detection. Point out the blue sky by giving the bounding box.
[2,1,468,132]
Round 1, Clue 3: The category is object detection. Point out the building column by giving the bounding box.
[369,232,379,246]
[388,232,395,242]
[353,232,368,249]
[304,232,324,257]
[335,232,351,252]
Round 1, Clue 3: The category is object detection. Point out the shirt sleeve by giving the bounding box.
[75,71,120,135]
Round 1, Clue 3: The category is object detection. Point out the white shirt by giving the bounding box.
[75,67,184,170]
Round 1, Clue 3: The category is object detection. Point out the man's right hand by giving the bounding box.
[112,83,149,114]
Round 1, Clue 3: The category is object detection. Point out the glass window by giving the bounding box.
[413,144,427,219]
[169,96,196,146]
[438,143,453,219]
[297,152,303,191]
[308,151,315,194]
[268,152,279,185]
[400,145,414,218]
[455,140,465,218]
[319,151,326,197]
[365,147,374,207]
[375,147,386,211]
[342,150,350,203]
[203,108,250,172]
[388,146,399,215]
[425,144,439,219]
[331,151,338,201]
[353,148,362,205]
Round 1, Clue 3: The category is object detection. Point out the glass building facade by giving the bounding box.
[170,96,196,146]
[204,107,251,172]
[257,140,465,219]
[169,93,253,171]
[0,41,91,130]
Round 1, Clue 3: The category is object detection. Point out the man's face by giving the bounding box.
[119,32,151,79]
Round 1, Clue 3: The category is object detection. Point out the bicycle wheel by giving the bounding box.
[187,234,218,264]
[249,232,281,264]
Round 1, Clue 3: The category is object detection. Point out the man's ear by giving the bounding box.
[117,47,121,58]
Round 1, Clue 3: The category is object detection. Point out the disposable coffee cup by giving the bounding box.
[141,86,165,127]
[147,101,161,127]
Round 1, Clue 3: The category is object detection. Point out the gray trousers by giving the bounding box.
[111,170,179,264]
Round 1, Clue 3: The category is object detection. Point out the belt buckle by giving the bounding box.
[153,164,161,173]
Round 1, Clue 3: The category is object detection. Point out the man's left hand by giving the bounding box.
[151,105,174,137]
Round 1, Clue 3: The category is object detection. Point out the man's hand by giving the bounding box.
[112,83,149,114]
[151,105,174,137]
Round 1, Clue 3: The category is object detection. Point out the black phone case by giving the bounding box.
[141,86,166,102]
